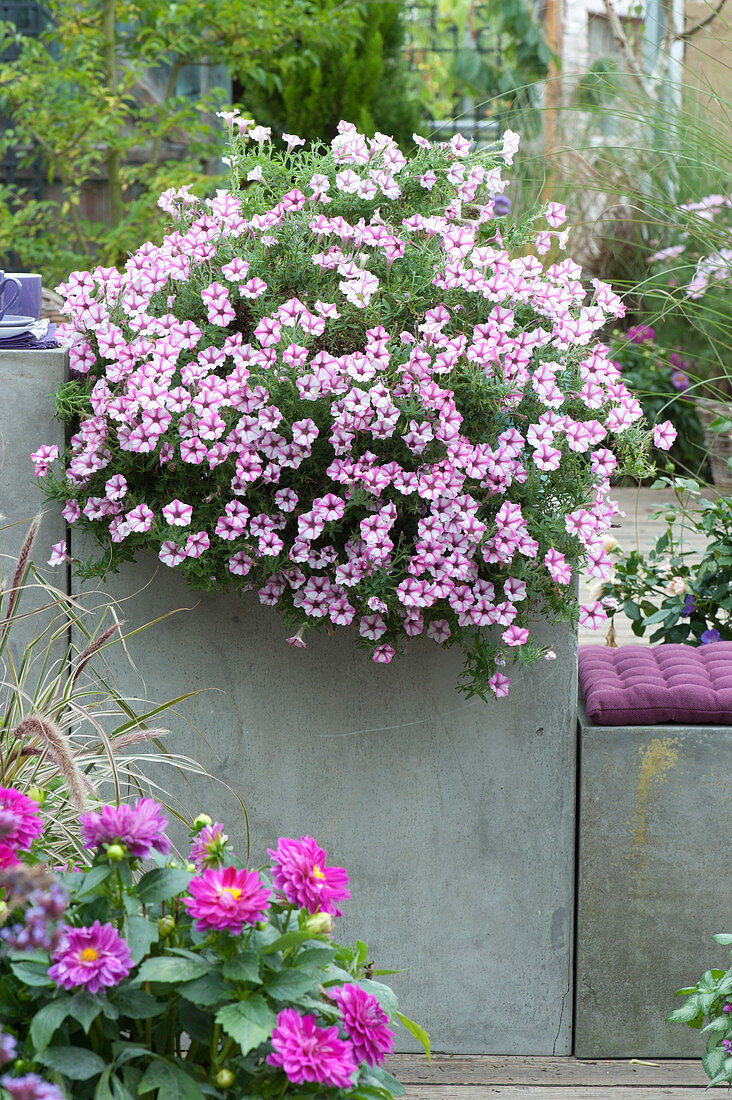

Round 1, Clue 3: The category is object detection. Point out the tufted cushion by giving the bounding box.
[578,643,732,725]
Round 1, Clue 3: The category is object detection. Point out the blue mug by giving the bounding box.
[0,272,22,321]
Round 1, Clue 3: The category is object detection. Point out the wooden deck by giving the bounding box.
[386,1055,712,1098]
[578,486,711,648]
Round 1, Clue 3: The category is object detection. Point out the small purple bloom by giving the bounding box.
[627,324,655,344]
[670,369,689,391]
[0,1028,16,1066]
[79,798,170,859]
[48,920,133,993]
[493,194,511,217]
[1,1074,65,1100]
[681,595,696,617]
[700,629,721,645]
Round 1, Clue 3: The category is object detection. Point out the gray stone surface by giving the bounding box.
[72,552,578,1055]
[0,349,68,650]
[575,704,732,1058]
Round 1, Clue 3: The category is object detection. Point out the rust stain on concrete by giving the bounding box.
[629,737,680,879]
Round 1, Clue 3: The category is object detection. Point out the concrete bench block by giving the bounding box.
[575,704,732,1057]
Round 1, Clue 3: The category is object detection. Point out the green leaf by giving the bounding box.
[179,972,230,1007]
[623,599,641,621]
[713,934,732,945]
[9,959,53,987]
[138,1059,205,1100]
[222,952,261,983]
[30,998,72,1054]
[40,1045,106,1080]
[295,946,336,968]
[136,868,193,905]
[215,995,276,1056]
[667,997,703,1024]
[69,990,106,1033]
[265,969,317,1001]
[362,1064,406,1097]
[135,955,211,985]
[395,1011,430,1060]
[76,864,114,898]
[124,914,159,964]
[261,930,317,954]
[112,989,165,1020]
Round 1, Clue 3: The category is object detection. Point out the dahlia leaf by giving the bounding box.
[136,867,194,905]
[216,996,276,1056]
[134,955,211,985]
[40,1044,107,1080]
[395,1010,431,1060]
[265,968,317,1001]
[29,997,73,1055]
[222,951,261,983]
[138,1058,205,1100]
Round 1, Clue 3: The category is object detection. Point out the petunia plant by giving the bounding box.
[36,117,671,699]
[0,789,426,1100]
[668,933,732,1088]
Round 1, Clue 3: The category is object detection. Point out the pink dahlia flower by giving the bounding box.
[0,787,44,852]
[267,1009,357,1088]
[332,984,395,1066]
[0,844,20,869]
[184,865,271,932]
[268,836,350,916]
[48,920,133,993]
[79,798,170,859]
[189,823,232,871]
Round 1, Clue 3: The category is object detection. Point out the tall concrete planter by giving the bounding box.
[1,349,579,1055]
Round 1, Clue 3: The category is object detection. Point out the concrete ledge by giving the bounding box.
[575,701,732,1057]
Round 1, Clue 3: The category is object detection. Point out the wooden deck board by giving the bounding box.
[385,1055,708,1087]
[385,1056,708,1087]
[401,1088,710,1098]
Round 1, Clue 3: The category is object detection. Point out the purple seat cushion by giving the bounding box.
[578,643,732,725]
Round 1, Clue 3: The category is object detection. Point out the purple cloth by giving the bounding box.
[0,324,57,350]
[579,643,732,725]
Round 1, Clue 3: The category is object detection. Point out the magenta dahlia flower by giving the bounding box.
[332,984,395,1066]
[189,822,231,871]
[79,797,170,859]
[48,920,133,993]
[268,836,349,916]
[0,787,43,852]
[267,1009,357,1088]
[183,865,271,932]
[0,843,20,869]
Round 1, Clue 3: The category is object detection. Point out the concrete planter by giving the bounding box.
[575,702,732,1057]
[1,348,579,1055]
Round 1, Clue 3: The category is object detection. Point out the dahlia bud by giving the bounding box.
[215,1069,235,1088]
[157,916,176,937]
[27,785,44,805]
[193,814,213,832]
[106,843,126,862]
[304,911,333,936]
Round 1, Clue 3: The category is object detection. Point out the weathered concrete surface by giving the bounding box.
[0,349,68,646]
[575,704,732,1058]
[72,551,578,1055]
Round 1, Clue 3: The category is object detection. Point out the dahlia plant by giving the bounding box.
[37,117,671,699]
[0,791,424,1100]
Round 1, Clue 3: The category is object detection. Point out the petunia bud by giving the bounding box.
[304,911,333,936]
[157,916,176,937]
[215,1069,235,1088]
[106,843,126,862]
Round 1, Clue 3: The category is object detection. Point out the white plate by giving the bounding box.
[0,315,35,337]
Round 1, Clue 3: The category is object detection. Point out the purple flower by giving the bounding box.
[0,1028,16,1066]
[0,788,44,852]
[701,629,721,645]
[267,1009,357,1088]
[79,798,170,859]
[670,369,689,391]
[268,836,350,916]
[332,984,395,1066]
[0,1075,65,1100]
[48,920,133,993]
[626,324,655,344]
[189,823,232,871]
[493,194,511,217]
[681,595,696,617]
[183,865,271,932]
